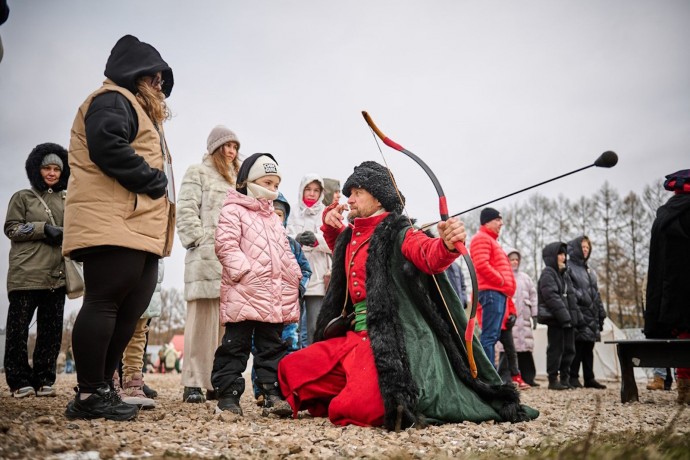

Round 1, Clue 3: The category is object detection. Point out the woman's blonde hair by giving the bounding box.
[211,145,241,185]
[135,79,171,125]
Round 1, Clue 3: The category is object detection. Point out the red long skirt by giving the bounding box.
[277,330,385,427]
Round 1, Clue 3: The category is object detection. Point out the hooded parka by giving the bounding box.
[63,35,175,259]
[286,174,331,296]
[537,242,581,328]
[5,144,70,292]
[505,248,538,352]
[567,236,606,342]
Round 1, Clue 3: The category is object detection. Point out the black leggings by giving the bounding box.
[72,247,159,393]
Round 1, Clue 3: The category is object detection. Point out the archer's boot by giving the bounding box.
[677,379,690,405]
[260,382,292,417]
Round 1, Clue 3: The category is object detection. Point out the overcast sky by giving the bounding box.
[1,1,688,327]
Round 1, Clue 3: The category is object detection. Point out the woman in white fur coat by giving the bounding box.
[176,125,241,403]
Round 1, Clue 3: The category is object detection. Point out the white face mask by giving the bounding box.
[247,182,279,201]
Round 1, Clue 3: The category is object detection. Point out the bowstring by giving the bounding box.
[367,126,466,349]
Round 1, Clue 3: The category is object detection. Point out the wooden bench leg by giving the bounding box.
[616,345,638,403]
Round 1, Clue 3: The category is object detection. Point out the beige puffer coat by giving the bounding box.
[176,154,236,301]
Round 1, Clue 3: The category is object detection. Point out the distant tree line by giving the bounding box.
[463,179,668,329]
[37,178,667,351]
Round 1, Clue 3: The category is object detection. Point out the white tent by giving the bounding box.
[532,317,648,382]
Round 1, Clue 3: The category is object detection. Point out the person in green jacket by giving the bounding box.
[4,142,70,398]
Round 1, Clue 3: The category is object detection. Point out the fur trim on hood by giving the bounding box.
[25,142,69,192]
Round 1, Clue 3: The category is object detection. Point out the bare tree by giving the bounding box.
[523,193,552,281]
[591,181,621,318]
[619,191,651,326]
[642,179,666,215]
[570,195,596,236]
[150,287,186,345]
[549,194,572,241]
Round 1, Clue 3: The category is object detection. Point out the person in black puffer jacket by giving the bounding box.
[567,236,607,389]
[537,242,581,390]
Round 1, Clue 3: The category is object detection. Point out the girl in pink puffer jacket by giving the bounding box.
[212,153,301,417]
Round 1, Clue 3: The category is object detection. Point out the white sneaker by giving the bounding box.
[37,385,57,397]
[13,386,36,398]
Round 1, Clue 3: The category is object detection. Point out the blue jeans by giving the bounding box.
[478,290,506,369]
[298,300,308,348]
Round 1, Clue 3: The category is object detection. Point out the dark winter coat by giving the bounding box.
[537,242,581,328]
[644,193,690,338]
[4,144,70,292]
[314,213,537,430]
[567,236,607,342]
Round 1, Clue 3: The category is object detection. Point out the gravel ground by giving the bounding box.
[0,373,687,459]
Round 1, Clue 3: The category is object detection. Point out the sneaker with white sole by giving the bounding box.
[122,373,156,409]
[13,386,35,398]
[36,385,57,397]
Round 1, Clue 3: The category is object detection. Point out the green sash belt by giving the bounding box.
[353,300,367,332]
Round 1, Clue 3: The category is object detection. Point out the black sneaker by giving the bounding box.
[142,384,158,399]
[65,386,139,421]
[206,389,217,401]
[183,386,205,403]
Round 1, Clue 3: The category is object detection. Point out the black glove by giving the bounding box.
[506,314,517,329]
[295,231,317,247]
[44,224,63,246]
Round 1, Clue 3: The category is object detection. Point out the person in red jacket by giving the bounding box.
[469,208,516,369]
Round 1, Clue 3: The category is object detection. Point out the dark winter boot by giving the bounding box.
[260,382,292,417]
[548,375,569,391]
[569,377,583,388]
[560,375,574,390]
[584,379,607,390]
[217,382,244,415]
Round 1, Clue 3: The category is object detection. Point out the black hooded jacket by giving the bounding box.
[567,236,606,342]
[537,242,581,328]
[644,193,690,338]
[83,35,173,199]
